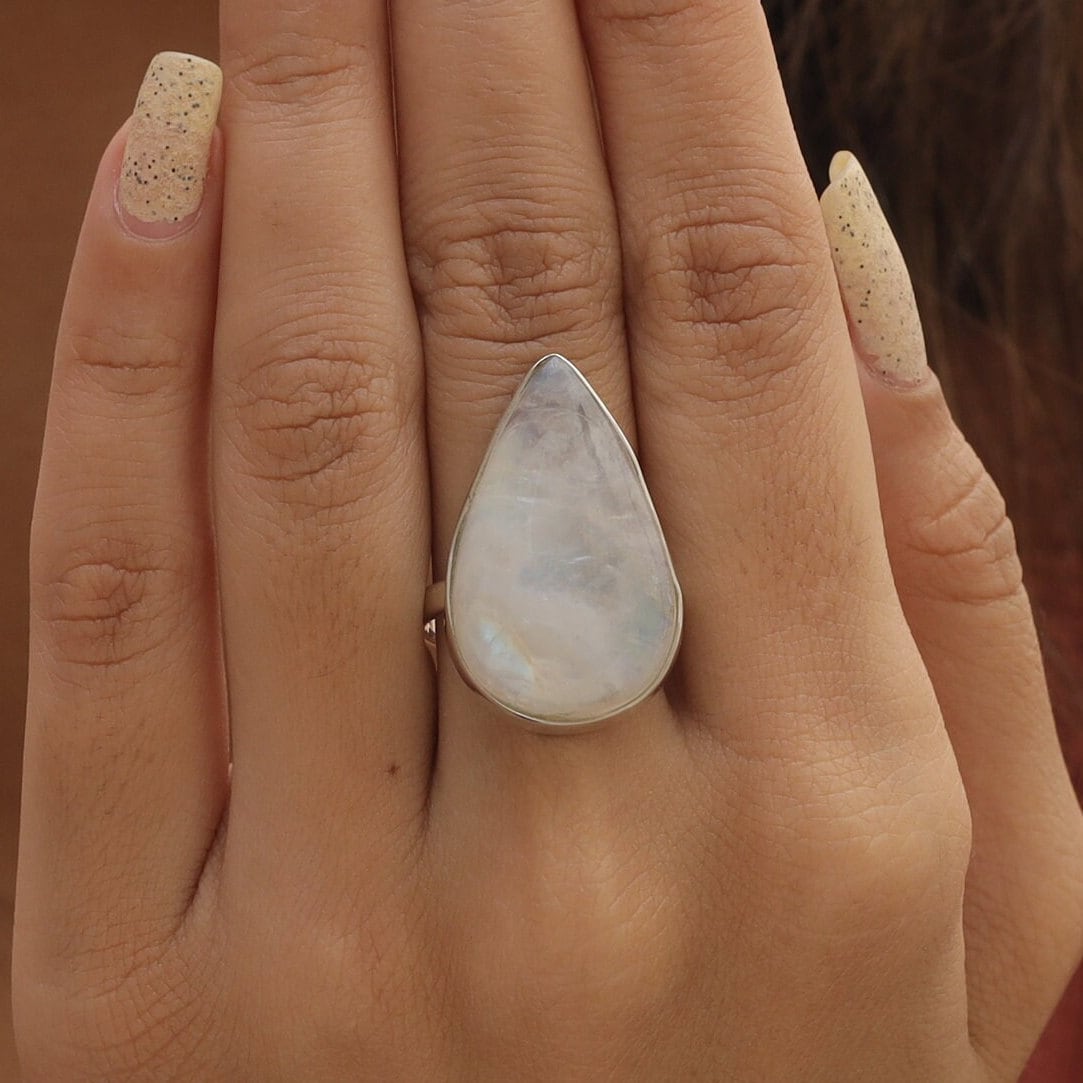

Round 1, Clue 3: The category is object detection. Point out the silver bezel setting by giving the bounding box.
[443,354,683,733]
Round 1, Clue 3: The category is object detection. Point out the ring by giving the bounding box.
[427,354,683,732]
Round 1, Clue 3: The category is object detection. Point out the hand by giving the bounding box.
[14,2,1083,1079]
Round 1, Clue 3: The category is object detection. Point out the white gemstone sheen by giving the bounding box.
[446,355,682,725]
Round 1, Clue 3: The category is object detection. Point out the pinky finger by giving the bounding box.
[16,54,227,1000]
[822,152,1083,1077]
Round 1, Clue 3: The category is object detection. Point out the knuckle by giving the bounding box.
[796,799,970,939]
[63,325,198,403]
[226,31,373,112]
[452,828,687,1042]
[744,744,972,937]
[410,200,616,351]
[227,319,411,516]
[593,0,714,39]
[638,192,829,407]
[903,443,1024,605]
[32,535,187,677]
[15,953,216,1082]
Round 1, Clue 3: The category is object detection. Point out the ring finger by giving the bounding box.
[393,0,680,788]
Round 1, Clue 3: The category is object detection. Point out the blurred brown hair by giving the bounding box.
[766,0,1083,728]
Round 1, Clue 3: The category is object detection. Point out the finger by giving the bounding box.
[214,0,433,864]
[822,152,1083,1075]
[577,1,912,741]
[393,0,671,771]
[394,0,631,566]
[19,56,226,964]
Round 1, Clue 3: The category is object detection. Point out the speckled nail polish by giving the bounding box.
[118,52,222,230]
[820,151,928,387]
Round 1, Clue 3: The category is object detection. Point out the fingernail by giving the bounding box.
[820,151,928,387]
[118,52,223,236]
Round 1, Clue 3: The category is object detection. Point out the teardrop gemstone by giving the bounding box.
[445,354,682,727]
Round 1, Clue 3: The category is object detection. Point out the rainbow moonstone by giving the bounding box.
[445,355,682,728]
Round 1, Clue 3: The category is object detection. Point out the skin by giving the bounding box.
[5,0,1083,1079]
[0,4,221,1074]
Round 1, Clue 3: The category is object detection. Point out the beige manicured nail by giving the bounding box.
[820,151,928,387]
[118,52,222,231]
